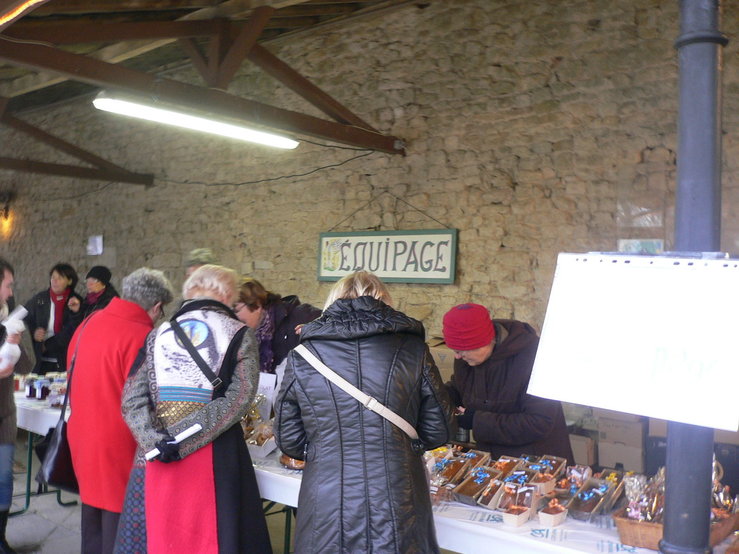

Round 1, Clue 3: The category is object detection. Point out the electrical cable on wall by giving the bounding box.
[156,149,374,187]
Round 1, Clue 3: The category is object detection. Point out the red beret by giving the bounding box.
[442,303,495,351]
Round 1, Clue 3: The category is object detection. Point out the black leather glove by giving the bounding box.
[457,408,475,430]
[154,434,181,463]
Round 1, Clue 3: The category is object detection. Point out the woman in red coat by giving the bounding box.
[67,268,173,554]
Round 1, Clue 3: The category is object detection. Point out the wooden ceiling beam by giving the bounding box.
[247,43,375,130]
[30,1,222,15]
[0,0,50,33]
[0,157,154,185]
[4,20,225,44]
[0,0,305,97]
[0,107,155,185]
[0,40,405,153]
[0,112,141,174]
[214,5,274,89]
[178,38,214,83]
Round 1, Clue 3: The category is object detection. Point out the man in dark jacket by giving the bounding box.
[0,257,31,554]
[443,303,573,463]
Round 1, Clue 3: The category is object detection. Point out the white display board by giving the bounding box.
[528,253,739,432]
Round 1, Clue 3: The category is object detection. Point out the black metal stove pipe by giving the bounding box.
[661,1,727,553]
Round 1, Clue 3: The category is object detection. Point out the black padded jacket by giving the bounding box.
[275,296,454,554]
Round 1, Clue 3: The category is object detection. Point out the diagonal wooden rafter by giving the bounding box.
[0,96,154,185]
[0,0,312,97]
[246,43,376,130]
[0,40,405,154]
[0,0,50,33]
[213,5,274,89]
[5,18,380,130]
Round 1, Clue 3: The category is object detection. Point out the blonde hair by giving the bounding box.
[183,264,238,304]
[323,271,392,310]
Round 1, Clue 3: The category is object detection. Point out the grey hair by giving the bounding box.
[121,268,174,310]
[183,264,238,304]
[323,271,392,310]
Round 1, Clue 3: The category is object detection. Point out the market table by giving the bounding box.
[11,392,77,516]
[251,452,653,554]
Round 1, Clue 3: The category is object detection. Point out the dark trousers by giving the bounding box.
[81,503,121,554]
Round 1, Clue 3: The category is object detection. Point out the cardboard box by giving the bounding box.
[569,434,596,466]
[598,440,644,472]
[591,407,643,422]
[427,337,455,382]
[648,418,739,446]
[597,417,645,448]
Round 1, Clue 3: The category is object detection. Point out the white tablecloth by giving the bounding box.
[14,392,67,436]
[251,452,652,554]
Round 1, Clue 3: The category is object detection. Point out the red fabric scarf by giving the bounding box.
[84,289,104,307]
[50,288,71,333]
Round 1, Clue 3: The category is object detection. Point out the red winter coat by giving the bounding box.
[67,297,153,512]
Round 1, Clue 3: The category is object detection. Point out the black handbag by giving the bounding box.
[34,413,77,494]
[34,314,96,494]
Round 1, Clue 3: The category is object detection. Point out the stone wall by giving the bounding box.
[0,0,737,337]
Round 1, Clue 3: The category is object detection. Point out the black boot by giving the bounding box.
[0,510,16,554]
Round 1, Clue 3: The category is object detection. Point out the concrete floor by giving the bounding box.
[7,430,295,554]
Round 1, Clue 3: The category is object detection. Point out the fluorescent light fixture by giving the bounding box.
[92,92,299,150]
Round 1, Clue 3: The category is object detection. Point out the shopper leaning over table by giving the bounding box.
[0,257,32,554]
[116,264,271,554]
[67,267,174,554]
[275,271,455,554]
[234,277,321,375]
[443,303,574,463]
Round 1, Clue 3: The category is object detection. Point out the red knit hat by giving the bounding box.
[442,303,495,351]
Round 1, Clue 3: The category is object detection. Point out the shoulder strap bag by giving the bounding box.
[294,344,420,441]
[170,318,223,390]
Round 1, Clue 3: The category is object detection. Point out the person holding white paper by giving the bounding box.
[443,303,573,463]
[0,257,31,554]
[116,265,271,554]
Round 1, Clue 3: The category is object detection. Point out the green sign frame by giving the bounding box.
[317,229,457,284]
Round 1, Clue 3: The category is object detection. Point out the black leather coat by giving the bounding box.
[275,296,454,554]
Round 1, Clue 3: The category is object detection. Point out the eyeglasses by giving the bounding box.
[232,302,245,312]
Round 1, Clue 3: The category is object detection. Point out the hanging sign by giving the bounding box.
[318,229,457,283]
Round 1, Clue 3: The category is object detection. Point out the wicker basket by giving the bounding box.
[612,508,662,550]
[612,508,739,551]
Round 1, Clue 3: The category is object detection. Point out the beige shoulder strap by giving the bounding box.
[294,344,419,441]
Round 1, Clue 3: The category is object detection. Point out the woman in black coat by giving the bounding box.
[275,271,454,554]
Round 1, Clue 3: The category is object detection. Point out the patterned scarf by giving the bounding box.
[255,305,276,373]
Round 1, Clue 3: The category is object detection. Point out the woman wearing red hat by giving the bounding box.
[443,303,573,463]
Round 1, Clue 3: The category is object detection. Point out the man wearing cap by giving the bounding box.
[443,303,573,462]
[184,248,217,278]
